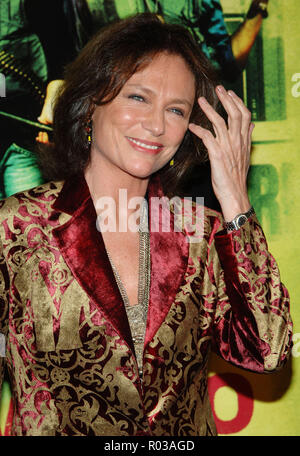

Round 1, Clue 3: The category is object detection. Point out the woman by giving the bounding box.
[0,13,292,436]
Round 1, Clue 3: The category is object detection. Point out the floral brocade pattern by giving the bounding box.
[0,179,292,436]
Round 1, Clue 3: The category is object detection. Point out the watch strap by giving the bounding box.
[225,206,255,232]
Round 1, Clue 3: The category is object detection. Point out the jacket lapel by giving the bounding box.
[52,174,134,352]
[144,177,189,348]
[51,174,189,354]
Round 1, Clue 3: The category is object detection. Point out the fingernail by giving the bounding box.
[216,85,225,93]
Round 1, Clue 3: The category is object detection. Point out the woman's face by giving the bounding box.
[90,53,196,180]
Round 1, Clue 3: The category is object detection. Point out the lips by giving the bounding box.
[126,136,164,154]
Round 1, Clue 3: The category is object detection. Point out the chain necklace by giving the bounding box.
[106,200,150,377]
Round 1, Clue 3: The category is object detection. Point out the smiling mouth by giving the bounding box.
[126,136,164,153]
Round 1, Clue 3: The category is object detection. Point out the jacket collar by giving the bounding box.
[52,173,189,353]
[52,173,91,214]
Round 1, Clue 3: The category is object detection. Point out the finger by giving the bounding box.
[188,123,222,160]
[215,86,244,140]
[189,122,213,143]
[247,122,255,153]
[197,96,230,145]
[227,90,252,139]
[188,122,213,141]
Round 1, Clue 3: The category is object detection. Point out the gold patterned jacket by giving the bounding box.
[0,174,292,436]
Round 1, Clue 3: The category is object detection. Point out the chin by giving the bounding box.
[125,162,160,179]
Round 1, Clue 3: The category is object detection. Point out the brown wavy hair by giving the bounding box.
[38,13,220,195]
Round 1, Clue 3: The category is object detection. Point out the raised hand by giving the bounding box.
[188,85,254,222]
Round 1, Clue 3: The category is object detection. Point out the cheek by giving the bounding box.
[167,122,188,148]
[116,107,143,128]
[93,105,134,129]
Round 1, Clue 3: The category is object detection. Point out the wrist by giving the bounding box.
[219,195,251,222]
[225,206,255,232]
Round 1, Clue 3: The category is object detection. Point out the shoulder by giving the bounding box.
[0,180,65,225]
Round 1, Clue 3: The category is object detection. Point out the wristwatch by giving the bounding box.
[247,1,269,19]
[225,206,255,232]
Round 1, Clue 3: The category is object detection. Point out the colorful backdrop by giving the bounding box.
[207,0,300,436]
[0,0,299,436]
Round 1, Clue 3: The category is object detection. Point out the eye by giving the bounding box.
[169,107,184,117]
[128,94,145,102]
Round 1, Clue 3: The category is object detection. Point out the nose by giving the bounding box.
[142,105,165,137]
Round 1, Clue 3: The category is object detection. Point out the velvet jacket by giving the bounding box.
[0,174,292,436]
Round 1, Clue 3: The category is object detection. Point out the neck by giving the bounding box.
[84,153,149,232]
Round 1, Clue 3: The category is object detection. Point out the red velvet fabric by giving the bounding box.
[0,174,292,436]
[52,174,134,353]
[146,177,189,348]
[52,174,189,354]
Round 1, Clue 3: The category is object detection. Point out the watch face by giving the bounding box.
[236,214,247,228]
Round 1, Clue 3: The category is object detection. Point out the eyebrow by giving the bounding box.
[125,83,193,107]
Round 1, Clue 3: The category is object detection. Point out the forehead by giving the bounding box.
[124,53,195,100]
